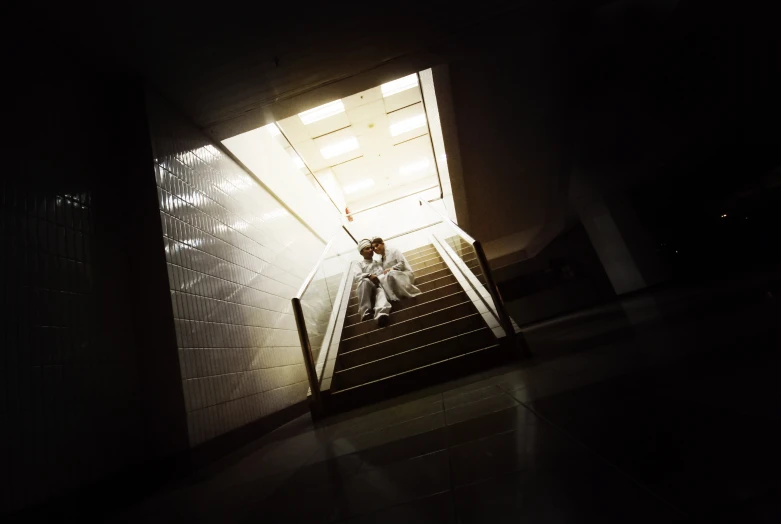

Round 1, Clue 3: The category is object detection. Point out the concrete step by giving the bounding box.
[324,342,512,414]
[348,271,456,304]
[346,280,462,317]
[340,300,478,353]
[415,267,452,286]
[407,250,441,266]
[341,290,469,339]
[333,327,497,390]
[403,244,436,258]
[348,263,451,305]
[408,253,446,271]
[338,312,487,369]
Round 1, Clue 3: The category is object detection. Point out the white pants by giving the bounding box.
[378,270,421,302]
[356,278,392,321]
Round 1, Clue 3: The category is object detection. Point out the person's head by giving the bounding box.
[371,237,385,256]
[358,239,374,259]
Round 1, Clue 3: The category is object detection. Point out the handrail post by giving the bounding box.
[291,297,322,410]
[420,197,529,357]
[473,240,514,338]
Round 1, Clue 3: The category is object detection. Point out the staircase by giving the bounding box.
[324,243,513,412]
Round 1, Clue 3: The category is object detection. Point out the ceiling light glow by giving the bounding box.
[399,159,430,175]
[381,74,419,97]
[390,114,427,137]
[298,100,345,125]
[320,137,359,159]
[343,179,375,195]
[292,154,305,169]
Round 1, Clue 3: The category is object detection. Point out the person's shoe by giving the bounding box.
[377,314,390,328]
[361,309,374,322]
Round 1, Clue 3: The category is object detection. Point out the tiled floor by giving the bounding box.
[110,276,781,523]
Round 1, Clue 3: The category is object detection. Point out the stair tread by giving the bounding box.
[342,290,467,337]
[331,344,501,394]
[341,300,474,344]
[347,278,459,308]
[337,326,493,373]
[340,312,482,356]
[348,273,455,303]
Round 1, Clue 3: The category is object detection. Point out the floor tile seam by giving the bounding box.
[322,396,444,430]
[329,489,453,524]
[445,400,522,426]
[326,409,445,441]
[442,382,506,403]
[350,448,448,480]
[325,394,444,425]
[508,396,690,519]
[447,426,519,451]
[446,413,459,521]
[443,391,519,416]
[249,440,324,510]
[337,403,444,433]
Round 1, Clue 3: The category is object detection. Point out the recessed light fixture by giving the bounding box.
[390,114,427,137]
[343,179,375,195]
[298,100,345,125]
[381,74,418,97]
[399,159,430,175]
[320,137,359,159]
[265,123,281,137]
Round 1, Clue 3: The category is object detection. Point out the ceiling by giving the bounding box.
[33,0,536,139]
[25,0,757,265]
[276,74,439,212]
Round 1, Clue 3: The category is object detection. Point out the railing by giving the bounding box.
[418,198,516,339]
[291,226,357,410]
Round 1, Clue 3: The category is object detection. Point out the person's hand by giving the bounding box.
[368,274,379,285]
[383,268,391,275]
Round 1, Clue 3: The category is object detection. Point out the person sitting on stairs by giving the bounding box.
[355,238,391,327]
[371,236,422,302]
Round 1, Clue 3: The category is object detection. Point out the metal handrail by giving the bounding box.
[418,198,515,339]
[291,228,360,409]
[291,236,337,408]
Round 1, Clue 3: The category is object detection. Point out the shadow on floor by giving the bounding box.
[91,277,781,523]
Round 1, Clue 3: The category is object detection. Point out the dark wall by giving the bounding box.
[448,0,781,288]
[495,223,615,326]
[579,0,781,282]
[2,28,189,516]
[446,10,571,245]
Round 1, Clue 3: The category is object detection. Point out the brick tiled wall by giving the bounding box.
[146,94,325,447]
[1,69,168,513]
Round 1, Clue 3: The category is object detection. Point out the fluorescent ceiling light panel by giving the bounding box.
[298,100,345,125]
[265,123,281,137]
[399,158,430,175]
[381,74,419,97]
[343,179,375,195]
[390,114,427,137]
[320,137,359,159]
